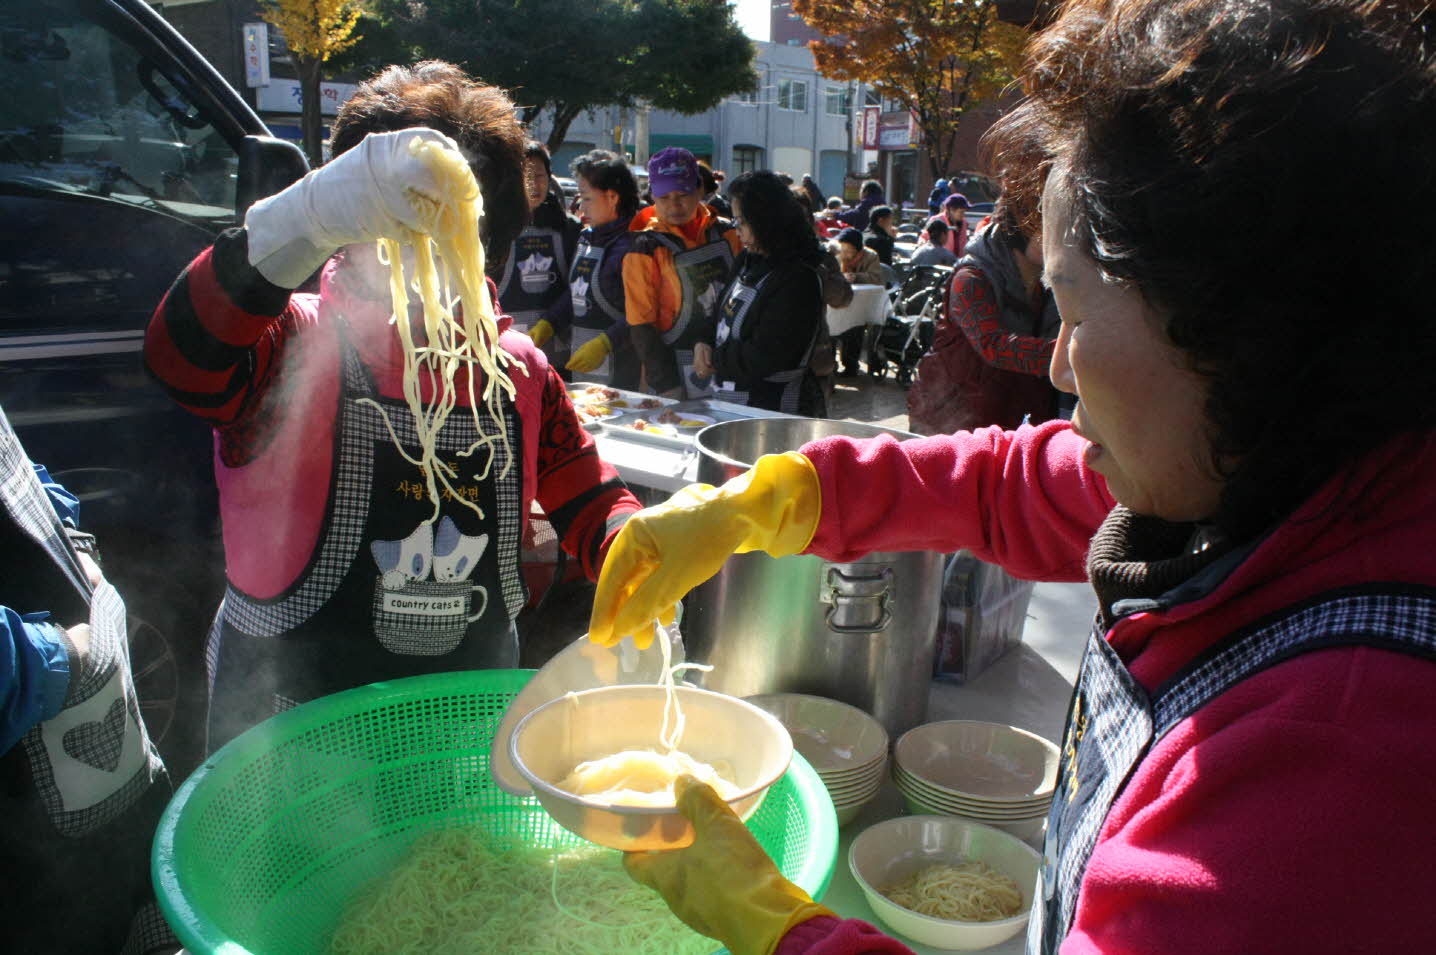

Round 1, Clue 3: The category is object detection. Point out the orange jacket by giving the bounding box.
[621,204,742,333]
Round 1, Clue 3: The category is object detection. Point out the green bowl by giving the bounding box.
[153,669,838,954]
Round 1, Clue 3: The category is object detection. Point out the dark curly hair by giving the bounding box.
[728,170,820,265]
[569,149,641,219]
[329,60,529,256]
[986,0,1436,539]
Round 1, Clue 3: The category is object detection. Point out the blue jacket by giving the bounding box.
[546,214,636,348]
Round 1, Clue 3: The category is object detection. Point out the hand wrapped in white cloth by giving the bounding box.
[244,127,466,288]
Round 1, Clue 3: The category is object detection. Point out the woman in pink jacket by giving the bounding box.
[589,1,1436,953]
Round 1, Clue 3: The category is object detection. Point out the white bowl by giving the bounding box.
[745,693,889,774]
[824,775,885,802]
[511,684,793,851]
[895,789,1049,847]
[895,720,1059,802]
[834,800,872,827]
[893,766,1051,819]
[849,815,1040,950]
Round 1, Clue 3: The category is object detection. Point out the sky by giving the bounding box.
[734,0,771,42]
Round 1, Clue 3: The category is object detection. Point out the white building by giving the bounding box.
[539,41,865,202]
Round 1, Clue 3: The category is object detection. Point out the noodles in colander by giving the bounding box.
[329,829,712,955]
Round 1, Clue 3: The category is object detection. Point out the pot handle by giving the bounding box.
[821,564,894,633]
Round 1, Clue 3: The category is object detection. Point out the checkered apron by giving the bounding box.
[713,268,815,414]
[569,239,625,384]
[207,330,526,751]
[493,225,568,331]
[649,229,735,399]
[0,407,174,953]
[1027,586,1436,953]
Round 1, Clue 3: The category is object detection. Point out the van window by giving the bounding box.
[0,0,239,228]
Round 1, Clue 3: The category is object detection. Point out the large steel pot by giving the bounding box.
[685,418,943,739]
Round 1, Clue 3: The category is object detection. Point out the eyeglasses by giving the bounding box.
[733,215,747,228]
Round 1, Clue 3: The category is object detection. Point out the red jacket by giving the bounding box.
[144,232,639,594]
[794,420,1436,953]
[906,266,1057,436]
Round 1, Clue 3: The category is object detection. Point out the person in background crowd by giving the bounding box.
[907,206,1059,435]
[830,227,883,377]
[923,192,972,258]
[593,2,1436,952]
[530,149,643,388]
[698,161,731,218]
[0,407,177,954]
[489,141,580,366]
[815,196,845,239]
[836,179,884,231]
[832,227,884,286]
[623,147,742,397]
[799,174,825,216]
[863,205,898,266]
[694,170,828,416]
[927,176,951,215]
[907,218,960,268]
[145,61,641,752]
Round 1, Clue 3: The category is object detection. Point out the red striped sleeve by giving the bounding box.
[144,228,303,427]
[531,366,640,580]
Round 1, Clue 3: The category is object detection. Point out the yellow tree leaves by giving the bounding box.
[792,0,1026,175]
[261,0,363,63]
[261,0,363,163]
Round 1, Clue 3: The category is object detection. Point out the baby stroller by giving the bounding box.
[868,264,953,387]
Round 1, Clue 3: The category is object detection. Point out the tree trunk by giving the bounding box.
[545,102,585,155]
[298,57,325,167]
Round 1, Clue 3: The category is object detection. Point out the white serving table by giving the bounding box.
[591,400,795,493]
[826,283,891,336]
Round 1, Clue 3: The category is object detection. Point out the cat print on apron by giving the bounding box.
[569,240,623,384]
[496,225,568,332]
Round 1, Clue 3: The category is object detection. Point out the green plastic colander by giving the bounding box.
[153,669,839,954]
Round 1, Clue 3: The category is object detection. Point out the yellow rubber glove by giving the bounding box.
[529,318,555,348]
[566,333,611,373]
[588,452,820,648]
[625,776,835,955]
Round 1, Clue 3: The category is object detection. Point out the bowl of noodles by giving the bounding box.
[848,815,1039,950]
[510,683,794,851]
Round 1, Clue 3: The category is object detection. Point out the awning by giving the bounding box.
[646,133,715,157]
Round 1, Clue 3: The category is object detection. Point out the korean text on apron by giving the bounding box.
[207,329,526,751]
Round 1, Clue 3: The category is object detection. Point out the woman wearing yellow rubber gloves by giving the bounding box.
[594,1,1436,952]
[626,775,914,955]
[531,149,643,388]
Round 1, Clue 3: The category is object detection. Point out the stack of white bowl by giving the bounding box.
[745,693,889,826]
[892,720,1059,847]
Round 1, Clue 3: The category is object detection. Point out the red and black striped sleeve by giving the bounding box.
[531,366,640,580]
[143,227,300,428]
[947,269,1056,376]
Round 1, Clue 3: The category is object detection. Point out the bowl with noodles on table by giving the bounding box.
[849,815,1040,950]
[510,682,793,851]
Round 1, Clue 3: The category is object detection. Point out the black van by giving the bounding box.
[0,0,307,775]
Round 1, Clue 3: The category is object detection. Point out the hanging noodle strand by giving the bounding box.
[358,136,528,522]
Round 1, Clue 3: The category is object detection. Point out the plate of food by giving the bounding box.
[652,409,715,431]
[567,383,675,412]
[623,418,681,437]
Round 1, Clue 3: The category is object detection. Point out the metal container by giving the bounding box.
[686,418,944,739]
